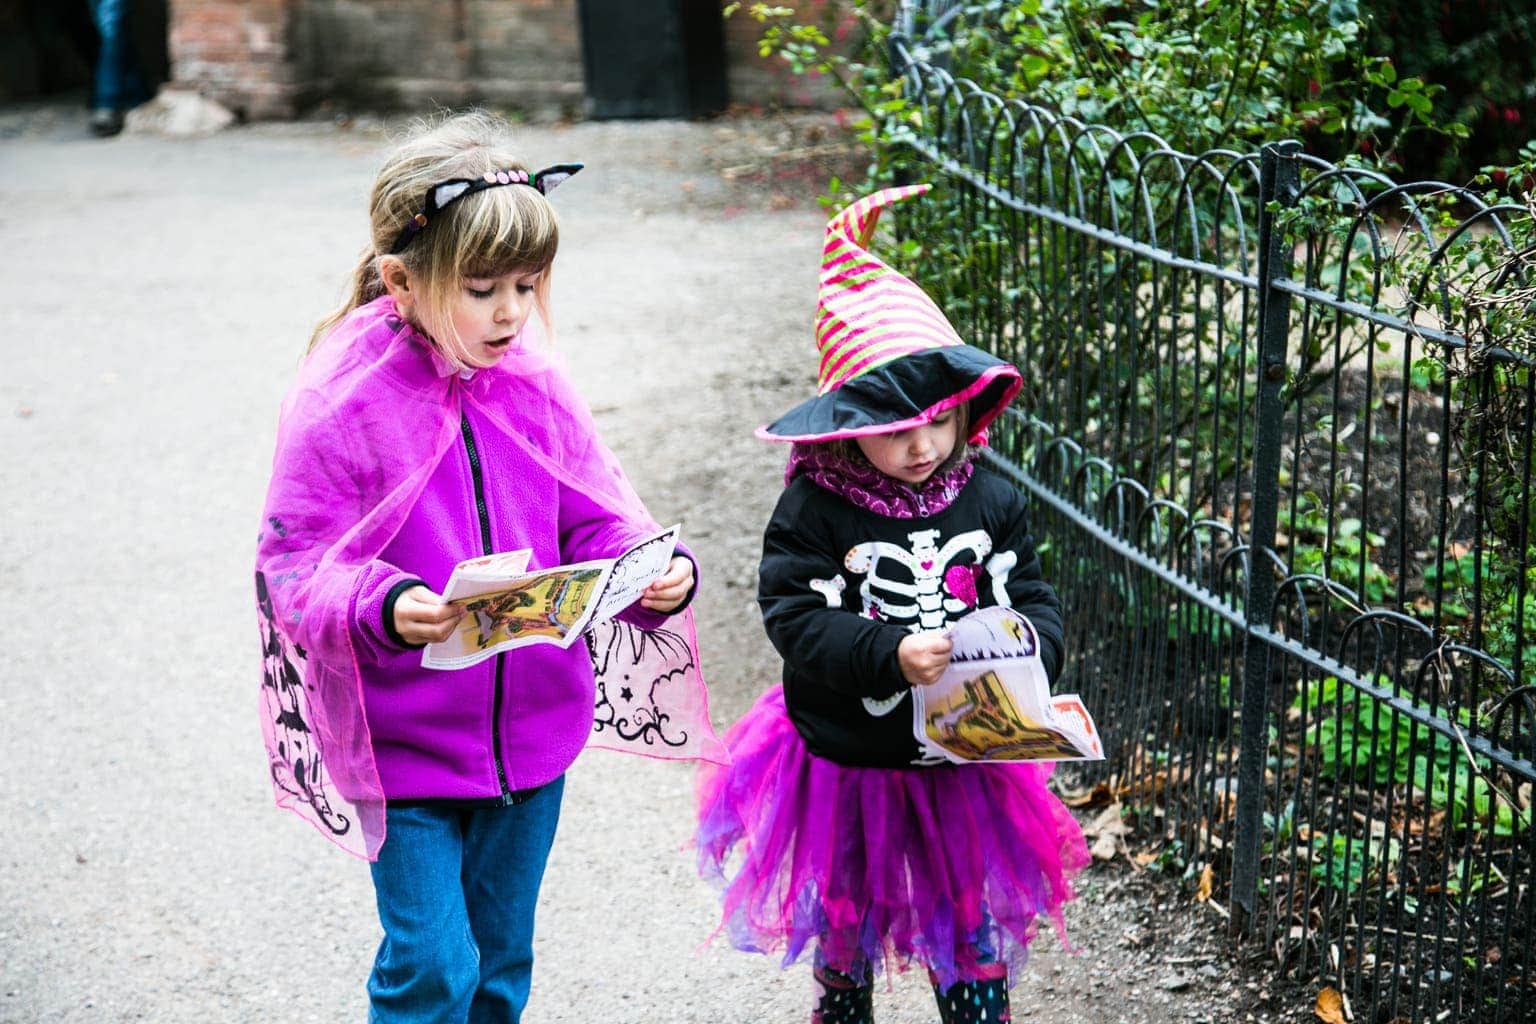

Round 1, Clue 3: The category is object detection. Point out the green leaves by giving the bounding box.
[1326,0,1361,26]
[1408,355,1446,392]
[893,0,1470,170]
[1386,76,1435,118]
[1291,675,1531,843]
[1019,53,1053,85]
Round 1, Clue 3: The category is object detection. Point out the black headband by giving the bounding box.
[388,163,583,254]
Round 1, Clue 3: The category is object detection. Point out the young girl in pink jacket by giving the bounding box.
[255,110,706,1023]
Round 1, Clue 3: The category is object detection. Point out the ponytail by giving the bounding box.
[307,245,384,354]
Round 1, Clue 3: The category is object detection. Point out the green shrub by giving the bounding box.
[1291,675,1528,838]
[1363,1,1536,181]
[734,1,1536,687]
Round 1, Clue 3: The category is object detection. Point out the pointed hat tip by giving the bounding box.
[828,183,933,249]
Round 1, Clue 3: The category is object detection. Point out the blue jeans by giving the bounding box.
[367,777,565,1024]
[87,0,146,111]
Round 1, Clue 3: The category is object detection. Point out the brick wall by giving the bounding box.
[292,0,583,114]
[170,0,301,119]
[166,0,846,120]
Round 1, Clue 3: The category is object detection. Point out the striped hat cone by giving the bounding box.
[816,184,963,393]
[758,185,1022,444]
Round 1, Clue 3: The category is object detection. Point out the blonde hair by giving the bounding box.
[308,110,561,368]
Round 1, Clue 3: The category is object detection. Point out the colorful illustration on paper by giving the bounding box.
[461,566,605,649]
[922,668,1090,761]
[910,605,1103,764]
[422,525,681,670]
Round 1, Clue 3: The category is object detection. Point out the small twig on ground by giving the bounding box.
[720,142,869,178]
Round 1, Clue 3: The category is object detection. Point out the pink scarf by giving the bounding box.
[785,442,977,518]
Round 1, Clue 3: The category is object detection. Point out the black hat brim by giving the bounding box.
[757,346,1022,443]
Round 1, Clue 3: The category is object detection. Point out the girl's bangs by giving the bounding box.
[452,187,559,278]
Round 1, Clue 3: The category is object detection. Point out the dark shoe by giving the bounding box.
[90,108,124,137]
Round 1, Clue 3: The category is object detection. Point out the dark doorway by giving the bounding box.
[577,0,728,119]
[1,0,169,105]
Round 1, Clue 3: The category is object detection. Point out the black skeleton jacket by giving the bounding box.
[757,466,1065,768]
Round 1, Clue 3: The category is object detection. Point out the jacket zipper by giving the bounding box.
[461,413,513,798]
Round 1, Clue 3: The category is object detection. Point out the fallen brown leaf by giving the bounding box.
[1082,803,1129,862]
[1314,986,1346,1024]
[1090,833,1120,861]
[1116,768,1173,799]
[1060,781,1113,808]
[1082,802,1130,839]
[1197,863,1214,902]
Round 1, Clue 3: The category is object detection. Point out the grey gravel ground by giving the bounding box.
[0,101,1270,1024]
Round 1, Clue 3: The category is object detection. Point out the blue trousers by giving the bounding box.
[367,777,565,1024]
[87,0,146,112]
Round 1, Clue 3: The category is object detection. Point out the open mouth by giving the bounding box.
[484,335,515,350]
[907,461,935,477]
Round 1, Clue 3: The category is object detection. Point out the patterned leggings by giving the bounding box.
[811,959,1010,1024]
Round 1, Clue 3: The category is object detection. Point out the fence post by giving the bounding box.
[888,9,908,77]
[886,11,917,192]
[1230,140,1301,934]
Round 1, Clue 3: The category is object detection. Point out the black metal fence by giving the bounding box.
[886,3,1536,1020]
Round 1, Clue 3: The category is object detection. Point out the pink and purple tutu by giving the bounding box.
[695,686,1089,989]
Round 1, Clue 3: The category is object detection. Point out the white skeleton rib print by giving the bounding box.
[844,527,1012,632]
[808,574,846,608]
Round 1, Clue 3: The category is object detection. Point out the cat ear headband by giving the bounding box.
[388,163,583,254]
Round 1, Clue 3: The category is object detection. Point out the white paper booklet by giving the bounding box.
[422,524,681,670]
[910,605,1103,763]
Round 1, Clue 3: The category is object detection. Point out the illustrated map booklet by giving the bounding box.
[911,605,1104,763]
[422,524,681,670]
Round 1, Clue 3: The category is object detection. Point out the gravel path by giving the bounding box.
[0,103,1267,1024]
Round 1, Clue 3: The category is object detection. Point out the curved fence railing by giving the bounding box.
[886,4,1536,1021]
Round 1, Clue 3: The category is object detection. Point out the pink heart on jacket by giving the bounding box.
[944,564,981,606]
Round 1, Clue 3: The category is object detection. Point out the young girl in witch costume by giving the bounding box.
[254,112,704,1023]
[695,185,1088,1024]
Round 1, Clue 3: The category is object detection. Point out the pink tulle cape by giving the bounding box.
[256,296,725,860]
[695,686,1088,990]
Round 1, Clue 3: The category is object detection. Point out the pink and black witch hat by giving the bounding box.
[757,184,1022,443]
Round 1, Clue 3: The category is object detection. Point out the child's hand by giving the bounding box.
[640,555,694,613]
[392,585,466,645]
[898,633,953,687]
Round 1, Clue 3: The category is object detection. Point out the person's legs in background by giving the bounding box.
[85,0,145,135]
